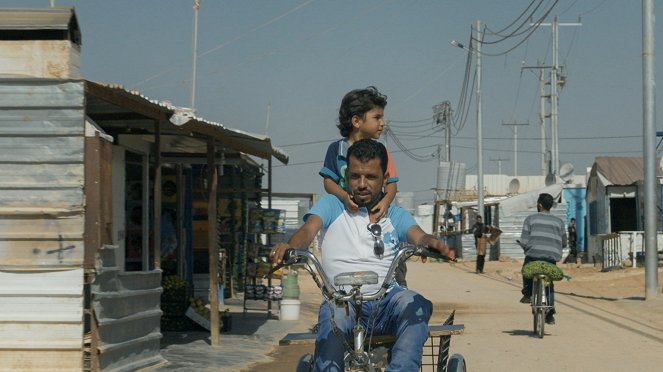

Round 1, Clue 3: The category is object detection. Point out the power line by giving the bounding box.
[384,127,437,162]
[472,0,561,57]
[275,133,641,150]
[388,118,434,125]
[483,0,541,37]
[133,0,315,89]
[273,146,642,168]
[482,0,547,42]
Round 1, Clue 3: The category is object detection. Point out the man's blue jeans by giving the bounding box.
[521,256,556,306]
[313,286,432,371]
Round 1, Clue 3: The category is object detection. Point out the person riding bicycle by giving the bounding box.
[518,193,567,325]
[270,139,455,371]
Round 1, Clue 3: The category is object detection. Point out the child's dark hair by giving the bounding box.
[346,139,388,173]
[337,86,387,137]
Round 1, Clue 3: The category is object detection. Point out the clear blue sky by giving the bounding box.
[9,1,662,204]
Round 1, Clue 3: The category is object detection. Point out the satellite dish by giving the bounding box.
[545,173,556,186]
[559,162,575,183]
[508,178,520,194]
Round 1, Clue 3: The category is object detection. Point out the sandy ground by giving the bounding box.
[243,258,663,372]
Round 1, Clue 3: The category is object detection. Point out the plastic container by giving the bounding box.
[207,285,224,305]
[279,299,301,320]
[281,269,300,299]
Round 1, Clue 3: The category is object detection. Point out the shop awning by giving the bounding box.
[84,80,289,164]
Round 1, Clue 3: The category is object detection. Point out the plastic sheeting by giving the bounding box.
[498,184,563,218]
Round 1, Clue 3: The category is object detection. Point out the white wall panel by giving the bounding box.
[0,268,83,370]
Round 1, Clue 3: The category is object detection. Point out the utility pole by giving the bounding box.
[550,17,560,175]
[451,21,483,216]
[433,101,453,161]
[536,17,582,175]
[540,66,547,176]
[521,63,550,176]
[191,0,200,110]
[264,102,271,134]
[501,121,529,177]
[490,157,509,175]
[475,20,484,217]
[642,0,658,299]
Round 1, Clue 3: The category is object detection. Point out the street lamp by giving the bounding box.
[451,20,484,218]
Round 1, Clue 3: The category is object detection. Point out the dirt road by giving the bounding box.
[245,259,663,372]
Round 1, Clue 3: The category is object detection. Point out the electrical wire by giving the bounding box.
[387,123,441,136]
[558,0,580,16]
[388,118,435,125]
[483,0,540,36]
[448,33,475,136]
[578,0,609,16]
[472,0,560,57]
[132,0,315,89]
[481,0,546,43]
[384,127,437,162]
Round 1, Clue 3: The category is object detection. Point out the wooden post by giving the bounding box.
[207,140,220,345]
[84,134,101,371]
[153,116,163,269]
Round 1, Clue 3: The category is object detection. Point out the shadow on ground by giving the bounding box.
[555,291,618,301]
[503,329,543,338]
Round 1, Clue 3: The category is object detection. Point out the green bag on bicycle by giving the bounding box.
[522,261,565,281]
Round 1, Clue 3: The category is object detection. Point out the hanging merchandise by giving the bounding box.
[262,209,287,234]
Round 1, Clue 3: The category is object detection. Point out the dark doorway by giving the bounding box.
[609,197,637,232]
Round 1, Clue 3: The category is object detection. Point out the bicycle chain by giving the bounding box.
[328,300,353,353]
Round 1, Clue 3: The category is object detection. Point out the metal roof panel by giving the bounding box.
[593,156,663,186]
[0,7,77,30]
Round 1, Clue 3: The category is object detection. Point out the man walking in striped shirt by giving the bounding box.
[518,193,567,324]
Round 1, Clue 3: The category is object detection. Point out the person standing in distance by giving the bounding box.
[564,217,578,264]
[472,215,488,273]
[518,193,567,325]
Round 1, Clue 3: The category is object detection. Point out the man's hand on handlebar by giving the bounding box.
[269,243,291,265]
[419,234,456,262]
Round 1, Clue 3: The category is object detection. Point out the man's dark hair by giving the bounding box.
[337,86,387,137]
[537,193,554,211]
[346,139,388,173]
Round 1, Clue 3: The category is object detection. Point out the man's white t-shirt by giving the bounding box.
[305,194,417,294]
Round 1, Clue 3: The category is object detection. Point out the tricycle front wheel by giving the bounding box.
[446,353,467,372]
[296,353,314,372]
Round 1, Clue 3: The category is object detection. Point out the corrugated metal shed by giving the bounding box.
[93,246,164,371]
[0,75,290,369]
[0,79,85,368]
[461,206,568,260]
[457,185,568,260]
[0,269,84,369]
[0,79,85,267]
[592,156,663,186]
[464,174,564,196]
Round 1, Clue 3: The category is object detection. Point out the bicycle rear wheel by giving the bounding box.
[534,278,545,338]
[535,309,545,338]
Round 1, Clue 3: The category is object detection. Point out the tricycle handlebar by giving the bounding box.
[265,244,452,303]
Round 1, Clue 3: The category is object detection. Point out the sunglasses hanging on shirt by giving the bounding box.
[367,223,384,258]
